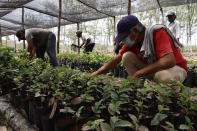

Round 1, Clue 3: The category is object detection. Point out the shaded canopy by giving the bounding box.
[0,0,197,36]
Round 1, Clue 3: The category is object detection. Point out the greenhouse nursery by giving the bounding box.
[0,0,197,131]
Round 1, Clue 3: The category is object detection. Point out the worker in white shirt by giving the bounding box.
[76,31,95,53]
[167,12,181,41]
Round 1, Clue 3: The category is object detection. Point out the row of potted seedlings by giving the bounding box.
[0,46,197,131]
[57,52,197,88]
[57,53,128,78]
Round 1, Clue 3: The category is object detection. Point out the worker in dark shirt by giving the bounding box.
[16,28,58,67]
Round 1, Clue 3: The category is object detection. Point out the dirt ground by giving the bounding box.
[0,112,13,131]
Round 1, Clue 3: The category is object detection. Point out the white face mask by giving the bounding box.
[122,36,135,47]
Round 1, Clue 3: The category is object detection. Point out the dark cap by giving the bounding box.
[76,30,82,35]
[166,12,176,17]
[115,15,139,43]
[16,29,25,41]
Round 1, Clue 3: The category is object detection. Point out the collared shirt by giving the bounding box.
[168,21,181,39]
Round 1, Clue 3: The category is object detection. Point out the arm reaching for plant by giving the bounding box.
[91,54,122,77]
[80,42,85,48]
[84,38,91,47]
[27,39,36,57]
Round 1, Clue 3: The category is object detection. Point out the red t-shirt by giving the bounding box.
[119,29,188,72]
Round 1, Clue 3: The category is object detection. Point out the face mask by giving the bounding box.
[122,36,135,47]
[168,18,175,23]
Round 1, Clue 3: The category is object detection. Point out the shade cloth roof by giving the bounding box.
[0,0,197,36]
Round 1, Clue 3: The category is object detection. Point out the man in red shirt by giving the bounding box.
[91,15,187,83]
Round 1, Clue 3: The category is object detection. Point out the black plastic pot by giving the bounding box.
[119,67,124,78]
[13,95,21,107]
[20,96,30,116]
[183,71,195,87]
[10,88,21,107]
[28,101,35,123]
[33,106,45,130]
[54,113,76,131]
[41,114,55,131]
[66,123,83,131]
[114,67,119,77]
[194,74,197,87]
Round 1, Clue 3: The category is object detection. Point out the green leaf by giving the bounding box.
[158,105,164,112]
[110,116,118,129]
[179,124,189,130]
[151,113,167,126]
[111,91,119,100]
[115,120,133,128]
[108,103,115,115]
[100,123,112,131]
[165,121,175,131]
[128,114,138,124]
[158,105,169,113]
[76,106,84,118]
[185,116,191,125]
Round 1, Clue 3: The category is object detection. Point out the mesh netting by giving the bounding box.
[0,0,197,36]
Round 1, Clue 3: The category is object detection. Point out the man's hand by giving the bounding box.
[90,71,98,77]
[31,46,36,57]
[133,70,144,78]
[90,54,122,77]
[128,70,144,81]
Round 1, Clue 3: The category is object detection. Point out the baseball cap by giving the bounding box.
[115,15,139,43]
[166,12,176,17]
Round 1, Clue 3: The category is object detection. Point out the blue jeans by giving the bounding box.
[36,33,58,67]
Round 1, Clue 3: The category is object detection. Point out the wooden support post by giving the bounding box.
[156,0,164,24]
[113,16,116,55]
[77,23,80,54]
[14,35,16,53]
[22,7,25,49]
[0,25,2,44]
[57,0,62,54]
[6,36,7,45]
[113,16,116,38]
[128,0,131,15]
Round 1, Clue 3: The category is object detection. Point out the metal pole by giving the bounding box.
[77,23,80,54]
[22,6,25,49]
[57,0,62,54]
[128,0,131,15]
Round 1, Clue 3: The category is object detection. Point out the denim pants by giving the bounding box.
[36,33,58,67]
